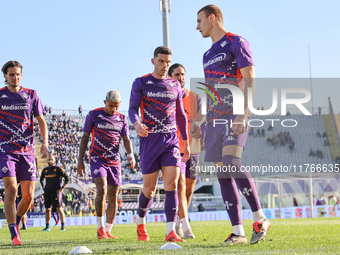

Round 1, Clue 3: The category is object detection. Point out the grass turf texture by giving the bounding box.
[0,218,339,254]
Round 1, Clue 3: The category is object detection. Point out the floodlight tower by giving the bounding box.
[160,0,171,48]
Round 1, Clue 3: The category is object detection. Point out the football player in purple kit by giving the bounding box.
[0,60,49,245]
[194,5,270,245]
[77,90,135,240]
[129,46,189,242]
[40,153,69,231]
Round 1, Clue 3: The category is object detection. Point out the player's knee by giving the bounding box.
[165,179,177,191]
[22,193,34,203]
[5,186,17,200]
[177,175,185,192]
[143,188,156,198]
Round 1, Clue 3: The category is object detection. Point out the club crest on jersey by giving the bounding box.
[22,93,29,100]
[2,166,9,173]
[169,81,176,87]
[54,169,56,172]
[116,116,121,121]
[45,170,48,173]
[93,169,99,175]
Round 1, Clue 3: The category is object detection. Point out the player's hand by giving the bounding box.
[77,160,85,176]
[57,188,64,193]
[200,139,205,151]
[182,140,190,162]
[134,121,148,137]
[232,115,247,136]
[189,122,202,139]
[40,144,49,158]
[127,153,136,169]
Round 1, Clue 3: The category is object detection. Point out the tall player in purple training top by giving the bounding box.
[0,61,49,245]
[129,46,189,242]
[193,5,270,245]
[77,90,135,239]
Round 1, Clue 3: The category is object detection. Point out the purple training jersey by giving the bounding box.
[129,73,186,135]
[203,32,254,122]
[0,86,45,155]
[83,108,129,166]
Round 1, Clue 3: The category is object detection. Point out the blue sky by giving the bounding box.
[1,0,339,115]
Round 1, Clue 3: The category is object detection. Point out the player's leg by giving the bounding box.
[57,207,65,229]
[55,191,65,230]
[94,176,108,239]
[177,168,194,239]
[106,184,119,238]
[2,176,21,244]
[215,161,247,245]
[42,192,52,231]
[20,213,27,230]
[136,170,159,241]
[43,207,52,231]
[162,165,184,242]
[222,146,269,244]
[185,178,196,209]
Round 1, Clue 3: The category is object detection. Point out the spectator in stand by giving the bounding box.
[335,155,340,164]
[62,110,66,117]
[312,195,316,206]
[261,128,265,137]
[293,197,299,207]
[289,140,295,153]
[316,150,323,159]
[249,127,254,137]
[44,105,48,116]
[78,105,82,116]
[316,131,321,137]
[322,132,327,138]
[256,129,261,137]
[324,138,329,147]
[49,106,52,115]
[309,149,316,157]
[268,124,273,131]
[318,107,321,115]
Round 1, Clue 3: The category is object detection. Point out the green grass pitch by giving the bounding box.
[0,218,339,254]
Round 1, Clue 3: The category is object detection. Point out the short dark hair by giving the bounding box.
[154,46,172,58]
[168,63,186,77]
[197,4,223,24]
[2,60,23,84]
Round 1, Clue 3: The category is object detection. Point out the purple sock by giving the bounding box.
[8,223,19,239]
[217,172,242,226]
[222,155,262,212]
[164,190,178,223]
[138,192,153,218]
[16,214,22,226]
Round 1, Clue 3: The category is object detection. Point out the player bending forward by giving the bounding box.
[78,90,135,239]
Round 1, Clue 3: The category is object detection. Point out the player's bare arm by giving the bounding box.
[122,135,135,168]
[36,115,49,158]
[232,65,256,136]
[77,132,90,176]
[58,171,69,193]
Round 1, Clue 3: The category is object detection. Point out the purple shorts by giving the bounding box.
[90,156,122,186]
[180,153,200,179]
[140,133,181,174]
[0,153,37,181]
[205,115,249,162]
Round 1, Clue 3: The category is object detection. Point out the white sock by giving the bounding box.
[233,225,245,236]
[175,216,181,227]
[166,222,175,235]
[180,217,191,232]
[97,216,104,230]
[253,209,266,222]
[137,216,146,225]
[105,223,113,233]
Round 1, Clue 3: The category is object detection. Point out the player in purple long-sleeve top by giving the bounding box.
[129,46,189,242]
[194,5,270,245]
[0,60,49,246]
